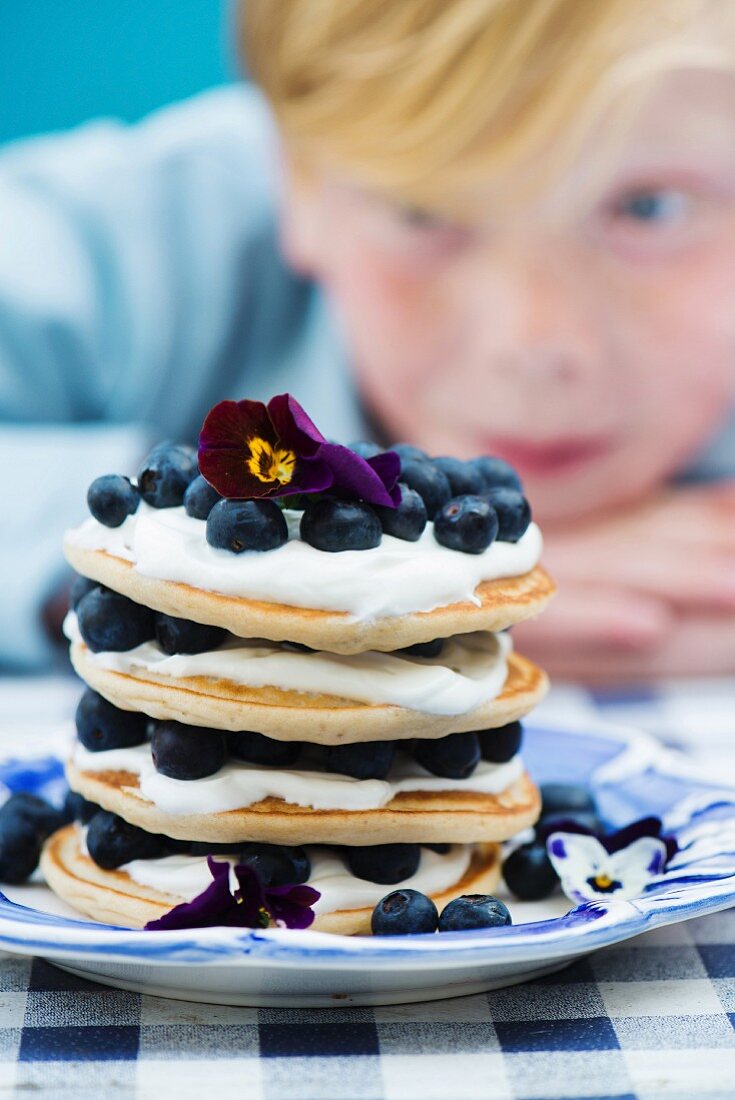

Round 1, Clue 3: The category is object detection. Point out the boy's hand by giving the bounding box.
[514,483,735,683]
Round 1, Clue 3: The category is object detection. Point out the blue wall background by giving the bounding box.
[0,0,236,145]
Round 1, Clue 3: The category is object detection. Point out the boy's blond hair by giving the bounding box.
[244,0,734,212]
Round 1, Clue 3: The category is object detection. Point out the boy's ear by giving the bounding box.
[278,154,324,276]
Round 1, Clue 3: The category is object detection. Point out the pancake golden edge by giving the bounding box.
[66,761,541,845]
[41,825,502,935]
[70,640,548,743]
[64,541,556,655]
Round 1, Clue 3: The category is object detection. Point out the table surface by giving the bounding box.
[0,673,732,1100]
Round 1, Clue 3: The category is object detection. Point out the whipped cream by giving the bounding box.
[117,841,473,916]
[64,612,511,716]
[65,504,542,620]
[72,737,523,814]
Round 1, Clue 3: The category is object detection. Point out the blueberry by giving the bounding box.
[346,843,421,885]
[183,474,221,519]
[399,459,451,519]
[392,443,429,463]
[239,843,310,886]
[414,732,480,779]
[151,721,227,780]
[469,455,522,493]
[371,889,438,935]
[280,640,315,653]
[484,488,531,543]
[62,791,97,825]
[154,614,226,655]
[438,894,512,931]
[399,637,445,659]
[76,587,155,652]
[433,457,484,496]
[424,843,452,855]
[300,498,382,552]
[87,474,140,528]
[478,721,523,764]
[325,740,396,780]
[86,810,171,869]
[75,689,148,752]
[0,814,41,883]
[69,574,98,610]
[536,810,604,839]
[503,842,559,900]
[207,498,288,553]
[0,793,64,841]
[540,783,597,818]
[137,442,198,508]
[375,484,427,541]
[434,495,499,554]
[349,440,383,459]
[188,841,244,856]
[227,731,302,768]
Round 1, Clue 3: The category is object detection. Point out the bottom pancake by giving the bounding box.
[66,760,541,844]
[41,825,502,935]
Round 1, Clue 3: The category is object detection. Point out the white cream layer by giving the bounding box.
[118,841,473,916]
[65,504,542,620]
[72,738,523,814]
[64,612,511,717]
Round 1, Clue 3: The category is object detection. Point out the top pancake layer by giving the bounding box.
[65,541,555,655]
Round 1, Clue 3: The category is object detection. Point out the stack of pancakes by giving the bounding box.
[43,495,554,935]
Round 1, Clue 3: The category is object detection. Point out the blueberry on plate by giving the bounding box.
[503,842,559,900]
[300,499,382,552]
[0,793,64,841]
[227,731,303,768]
[371,889,439,935]
[414,732,480,780]
[0,812,42,884]
[75,688,148,752]
[438,894,512,931]
[86,810,171,869]
[154,613,226,656]
[137,442,198,508]
[432,457,484,497]
[183,474,221,520]
[76,587,155,652]
[540,783,597,818]
[399,637,445,659]
[477,721,523,764]
[325,740,396,780]
[62,790,97,825]
[398,459,451,519]
[536,809,604,838]
[484,487,532,543]
[239,843,310,886]
[349,440,383,459]
[434,495,499,554]
[374,484,427,541]
[469,455,522,493]
[87,474,140,528]
[392,442,429,464]
[207,498,288,553]
[69,574,99,611]
[346,843,421,885]
[151,721,227,780]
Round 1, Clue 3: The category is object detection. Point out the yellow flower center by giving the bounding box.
[593,874,614,889]
[247,437,296,486]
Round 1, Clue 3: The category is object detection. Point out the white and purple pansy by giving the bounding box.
[545,815,678,905]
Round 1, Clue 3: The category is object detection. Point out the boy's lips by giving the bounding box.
[486,436,614,477]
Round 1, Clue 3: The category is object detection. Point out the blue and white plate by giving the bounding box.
[0,718,733,1007]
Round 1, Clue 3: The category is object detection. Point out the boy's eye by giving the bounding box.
[612,189,688,225]
[397,204,454,232]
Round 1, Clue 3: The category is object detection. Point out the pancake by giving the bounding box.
[64,541,555,655]
[66,760,540,845]
[41,825,502,935]
[70,638,547,743]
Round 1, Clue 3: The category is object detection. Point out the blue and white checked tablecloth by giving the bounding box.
[0,674,732,1100]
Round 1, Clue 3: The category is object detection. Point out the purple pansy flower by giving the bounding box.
[144,857,320,932]
[198,395,401,507]
[545,816,678,905]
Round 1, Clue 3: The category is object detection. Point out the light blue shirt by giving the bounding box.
[1,85,733,669]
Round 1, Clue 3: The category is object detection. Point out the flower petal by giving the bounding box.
[607,837,669,892]
[268,393,326,456]
[198,399,289,499]
[144,858,238,930]
[547,833,611,904]
[267,883,321,930]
